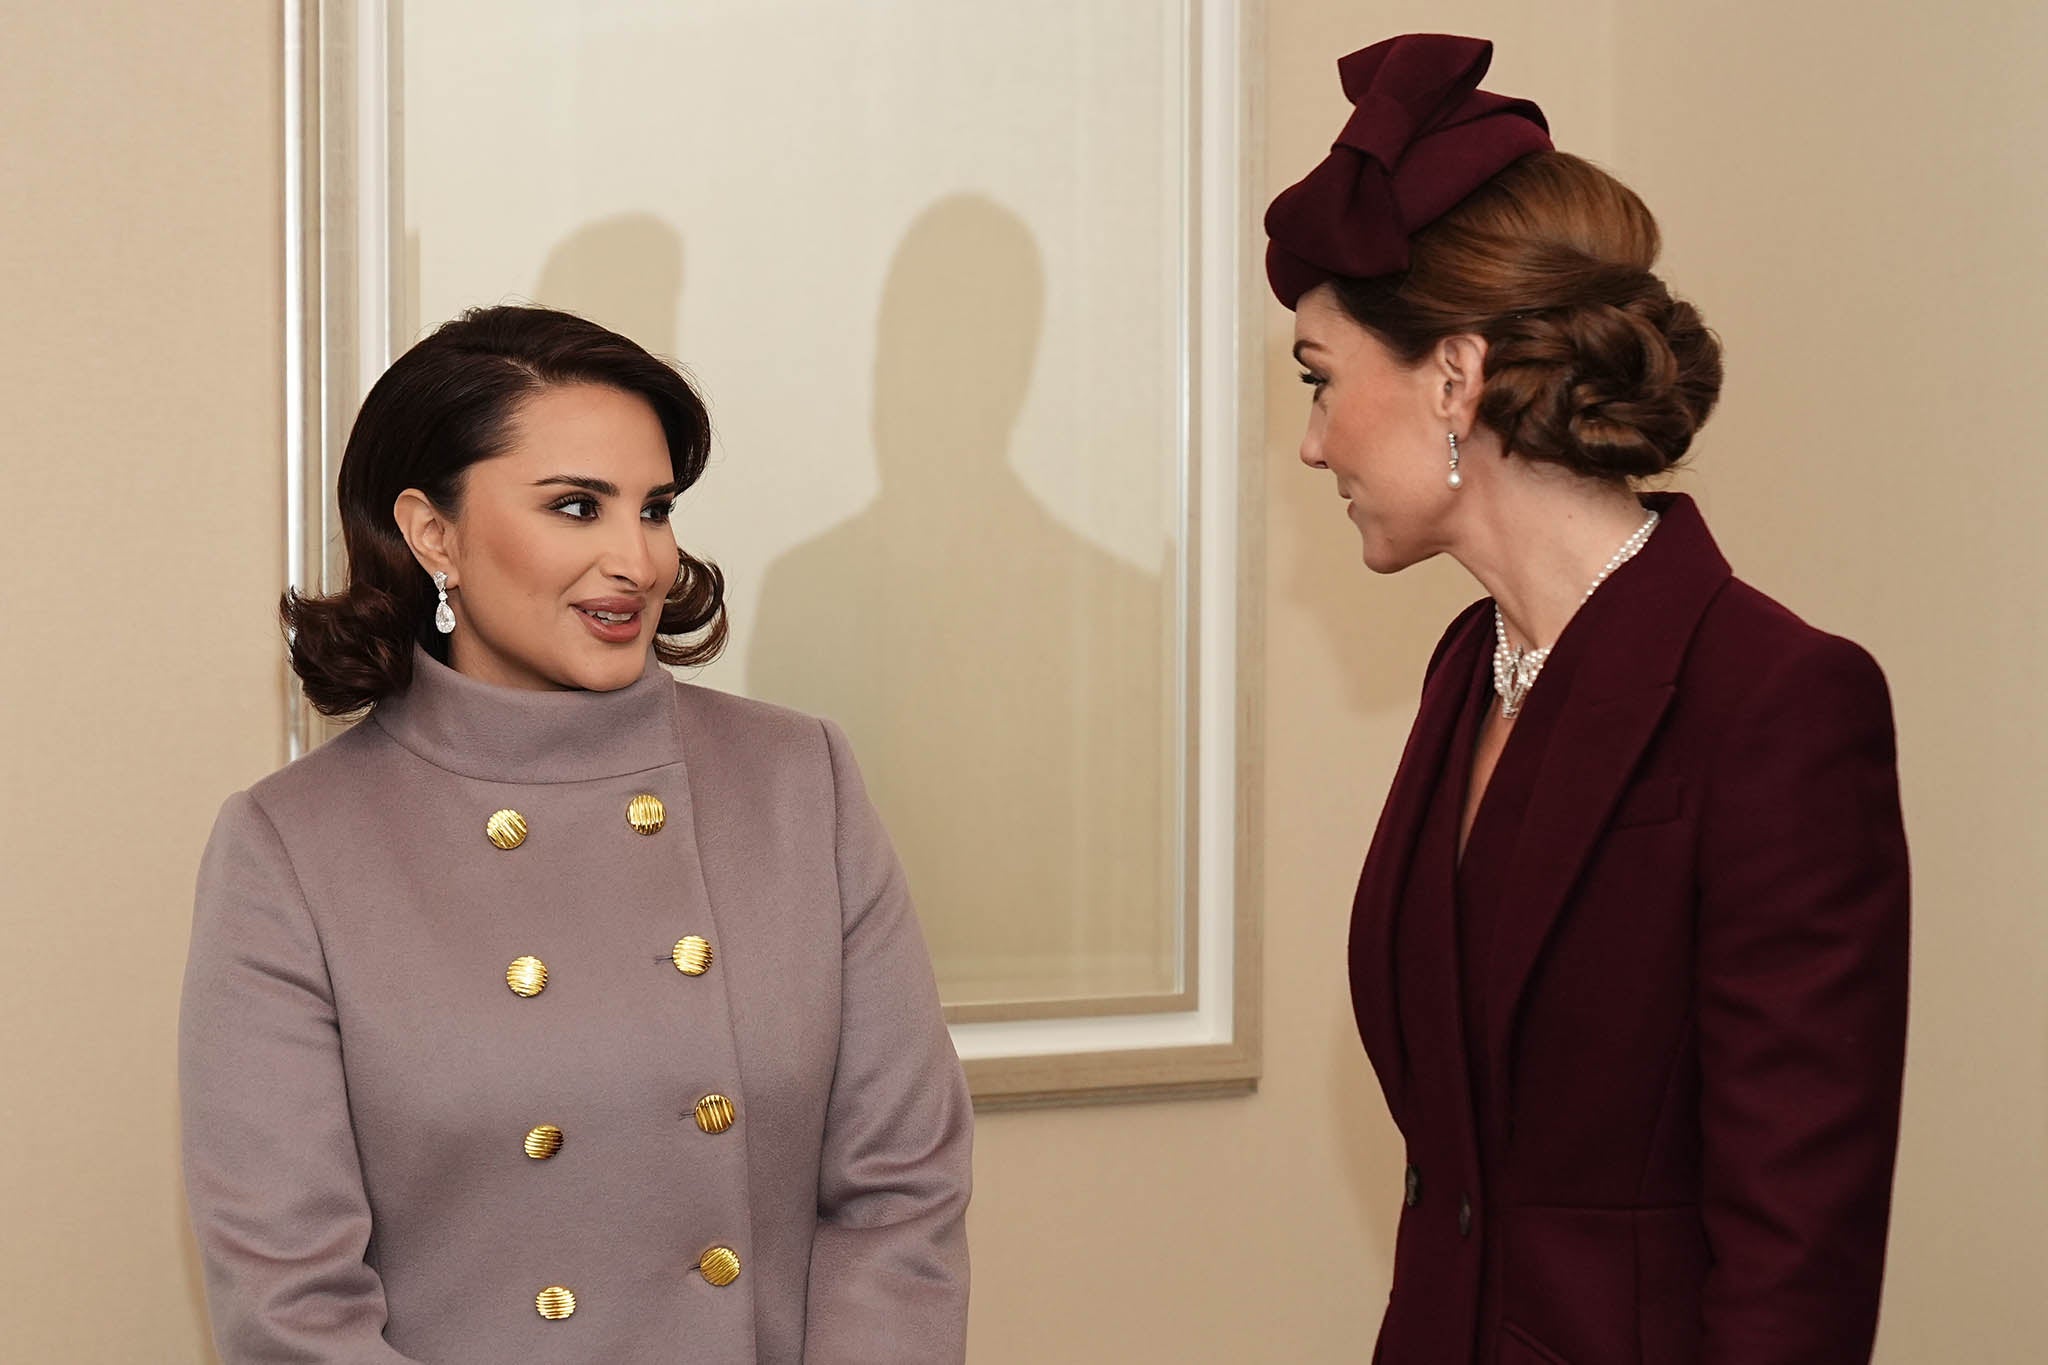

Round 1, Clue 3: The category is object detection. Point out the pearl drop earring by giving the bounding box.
[1446,432,1463,489]
[432,571,455,635]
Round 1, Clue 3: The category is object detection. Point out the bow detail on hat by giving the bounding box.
[1264,34,1553,307]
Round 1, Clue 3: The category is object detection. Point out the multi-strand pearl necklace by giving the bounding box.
[1493,509,1661,720]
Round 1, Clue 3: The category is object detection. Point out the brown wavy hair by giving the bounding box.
[284,305,727,716]
[1332,151,1723,479]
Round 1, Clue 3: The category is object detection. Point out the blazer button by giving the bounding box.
[523,1124,564,1159]
[1458,1194,1473,1238]
[672,935,714,977]
[694,1094,737,1135]
[699,1246,742,1287]
[626,793,666,835]
[485,808,529,850]
[535,1285,576,1319]
[1403,1164,1421,1208]
[506,956,548,998]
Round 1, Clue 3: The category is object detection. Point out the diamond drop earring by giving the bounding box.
[1446,432,1463,489]
[432,571,456,635]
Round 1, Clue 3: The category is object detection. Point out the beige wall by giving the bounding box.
[0,3,286,1361]
[4,2,2040,1360]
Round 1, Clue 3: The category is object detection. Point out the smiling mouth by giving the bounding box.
[572,603,646,642]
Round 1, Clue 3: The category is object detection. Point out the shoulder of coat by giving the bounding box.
[242,712,392,808]
[671,680,835,760]
[1689,575,1889,714]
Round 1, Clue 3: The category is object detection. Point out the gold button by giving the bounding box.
[506,955,548,998]
[486,809,528,850]
[694,1094,736,1135]
[524,1124,563,1159]
[626,793,666,835]
[698,1246,741,1287]
[672,935,714,976]
[535,1285,577,1319]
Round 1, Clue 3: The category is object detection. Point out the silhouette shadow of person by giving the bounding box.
[532,212,685,357]
[748,193,1176,1007]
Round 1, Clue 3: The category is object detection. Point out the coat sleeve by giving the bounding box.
[179,791,423,1364]
[803,720,972,1364]
[1695,635,1910,1364]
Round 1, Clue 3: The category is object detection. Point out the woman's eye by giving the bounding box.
[551,496,598,519]
[642,500,676,523]
[1298,370,1327,391]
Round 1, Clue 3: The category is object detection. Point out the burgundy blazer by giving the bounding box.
[1352,494,1909,1365]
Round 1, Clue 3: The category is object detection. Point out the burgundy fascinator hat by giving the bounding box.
[1264,34,1552,308]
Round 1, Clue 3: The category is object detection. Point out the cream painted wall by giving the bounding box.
[3,2,2040,1361]
[0,4,286,1361]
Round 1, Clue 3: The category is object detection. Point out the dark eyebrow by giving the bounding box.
[1291,339,1325,363]
[534,475,684,501]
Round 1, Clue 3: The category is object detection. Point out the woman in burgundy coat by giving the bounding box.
[1266,36,1909,1365]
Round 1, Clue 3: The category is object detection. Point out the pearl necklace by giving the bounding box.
[1493,509,1661,719]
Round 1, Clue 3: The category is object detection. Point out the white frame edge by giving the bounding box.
[951,0,1249,1066]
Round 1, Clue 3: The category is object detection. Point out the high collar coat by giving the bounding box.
[1353,494,1909,1365]
[180,651,971,1364]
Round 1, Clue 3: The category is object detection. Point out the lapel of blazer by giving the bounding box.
[1350,598,1491,1124]
[1481,494,1732,1100]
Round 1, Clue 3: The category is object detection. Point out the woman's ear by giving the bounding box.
[1434,333,1489,425]
[393,489,458,583]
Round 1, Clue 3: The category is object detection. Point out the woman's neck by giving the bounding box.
[1448,466,1649,650]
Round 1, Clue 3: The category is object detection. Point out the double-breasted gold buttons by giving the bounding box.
[506,956,548,998]
[672,935,714,976]
[694,1094,736,1135]
[698,1246,742,1287]
[524,1124,564,1159]
[535,1285,577,1319]
[485,808,528,850]
[626,793,666,835]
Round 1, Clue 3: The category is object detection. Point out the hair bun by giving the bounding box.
[1481,268,1723,478]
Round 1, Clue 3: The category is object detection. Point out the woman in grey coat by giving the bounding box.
[180,305,972,1364]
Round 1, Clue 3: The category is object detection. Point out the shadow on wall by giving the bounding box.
[532,212,686,359]
[747,193,1177,1008]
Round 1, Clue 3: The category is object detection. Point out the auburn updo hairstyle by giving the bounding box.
[1333,151,1723,479]
[283,304,727,716]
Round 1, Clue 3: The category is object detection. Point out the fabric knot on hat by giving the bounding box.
[1264,33,1553,308]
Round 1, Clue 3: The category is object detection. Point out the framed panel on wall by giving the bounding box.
[287,0,1264,1105]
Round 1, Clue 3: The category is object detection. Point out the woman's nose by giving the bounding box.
[601,526,660,588]
[1299,434,1327,470]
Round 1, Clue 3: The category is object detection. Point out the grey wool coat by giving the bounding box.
[180,649,972,1363]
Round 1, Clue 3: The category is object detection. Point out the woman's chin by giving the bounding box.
[1357,530,1402,575]
[548,639,652,693]
[578,655,650,693]
[1358,530,1429,576]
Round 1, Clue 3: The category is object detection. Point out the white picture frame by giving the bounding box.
[285,0,1264,1105]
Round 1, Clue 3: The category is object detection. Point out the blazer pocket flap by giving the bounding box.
[1501,1321,1580,1365]
[1610,775,1684,829]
